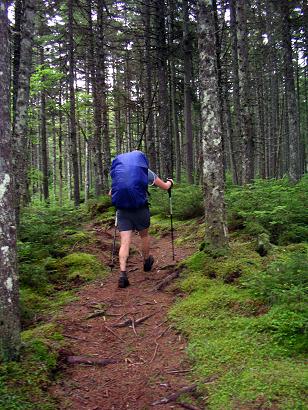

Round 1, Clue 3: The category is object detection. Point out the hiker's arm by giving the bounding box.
[154,177,173,190]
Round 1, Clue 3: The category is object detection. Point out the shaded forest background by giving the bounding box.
[11,0,308,211]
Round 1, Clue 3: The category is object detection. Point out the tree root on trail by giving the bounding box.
[151,384,197,405]
[177,403,203,410]
[111,312,155,328]
[66,356,118,366]
[152,270,179,291]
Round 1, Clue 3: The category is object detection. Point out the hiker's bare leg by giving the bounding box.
[119,230,132,271]
[139,228,150,260]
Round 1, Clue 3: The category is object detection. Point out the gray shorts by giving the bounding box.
[117,207,150,232]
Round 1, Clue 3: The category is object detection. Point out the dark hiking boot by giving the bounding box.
[144,255,154,272]
[118,272,129,288]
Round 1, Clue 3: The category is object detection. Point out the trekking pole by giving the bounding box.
[168,186,175,261]
[109,211,117,270]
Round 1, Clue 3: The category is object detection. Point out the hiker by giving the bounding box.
[110,151,173,288]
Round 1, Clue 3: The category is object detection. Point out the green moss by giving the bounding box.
[55,252,107,282]
[0,323,65,410]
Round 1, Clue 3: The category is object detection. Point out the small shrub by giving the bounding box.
[242,252,308,305]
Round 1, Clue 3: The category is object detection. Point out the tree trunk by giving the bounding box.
[237,0,254,184]
[168,0,181,182]
[40,48,49,203]
[280,0,301,182]
[97,0,110,189]
[183,0,194,183]
[0,2,21,361]
[67,0,80,206]
[154,0,172,177]
[230,0,242,184]
[12,0,36,223]
[198,0,228,249]
[144,0,157,170]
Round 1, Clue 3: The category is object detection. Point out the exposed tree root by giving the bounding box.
[151,384,197,405]
[152,270,179,291]
[66,356,118,366]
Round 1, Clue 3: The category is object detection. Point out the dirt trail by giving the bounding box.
[50,224,202,410]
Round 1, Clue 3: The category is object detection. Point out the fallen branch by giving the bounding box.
[151,384,197,406]
[152,270,179,291]
[66,356,118,366]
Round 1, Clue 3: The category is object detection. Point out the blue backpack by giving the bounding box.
[110,151,149,209]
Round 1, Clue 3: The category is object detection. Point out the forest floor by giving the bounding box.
[49,221,203,410]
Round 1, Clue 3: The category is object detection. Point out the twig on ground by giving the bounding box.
[155,319,168,328]
[135,312,156,325]
[131,316,138,336]
[151,384,197,406]
[165,369,192,374]
[63,334,88,341]
[66,356,118,366]
[136,300,158,306]
[149,326,171,363]
[104,325,125,342]
[159,263,177,270]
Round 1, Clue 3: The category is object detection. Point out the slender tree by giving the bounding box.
[0,0,21,361]
[67,0,80,206]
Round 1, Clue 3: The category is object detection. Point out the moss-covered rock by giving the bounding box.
[52,252,107,282]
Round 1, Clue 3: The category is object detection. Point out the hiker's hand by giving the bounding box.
[166,178,174,189]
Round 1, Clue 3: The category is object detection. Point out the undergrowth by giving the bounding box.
[1,204,108,409]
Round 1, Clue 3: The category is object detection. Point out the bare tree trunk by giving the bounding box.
[155,0,172,177]
[68,0,80,206]
[183,0,194,183]
[97,0,110,189]
[198,0,228,249]
[12,0,36,223]
[280,0,301,182]
[0,2,21,361]
[58,91,63,207]
[168,0,181,182]
[237,0,254,183]
[40,48,49,203]
[144,0,157,170]
[230,0,242,184]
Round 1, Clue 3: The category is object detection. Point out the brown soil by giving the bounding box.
[50,224,204,410]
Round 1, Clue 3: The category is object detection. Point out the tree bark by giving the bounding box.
[236,0,254,183]
[12,0,36,223]
[144,0,157,170]
[198,0,228,249]
[0,1,21,361]
[154,0,172,177]
[183,0,194,183]
[67,0,80,206]
[280,0,301,182]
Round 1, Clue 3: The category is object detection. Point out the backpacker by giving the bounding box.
[110,151,149,209]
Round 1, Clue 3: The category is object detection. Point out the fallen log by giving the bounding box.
[153,270,179,291]
[151,384,197,405]
[66,356,118,366]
